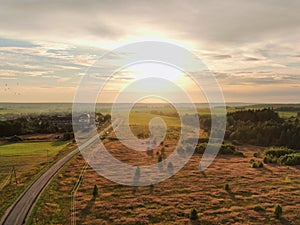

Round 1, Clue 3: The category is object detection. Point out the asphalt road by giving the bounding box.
[0,124,114,225]
[0,147,80,225]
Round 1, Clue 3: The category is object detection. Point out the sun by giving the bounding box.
[127,62,184,82]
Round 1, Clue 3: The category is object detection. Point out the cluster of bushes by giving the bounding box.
[251,160,264,168]
[194,143,244,156]
[263,148,300,166]
[278,153,300,165]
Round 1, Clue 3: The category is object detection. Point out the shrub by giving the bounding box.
[279,153,300,165]
[253,152,260,158]
[252,162,258,168]
[149,184,154,193]
[189,208,198,220]
[253,205,265,212]
[167,162,174,174]
[257,161,264,168]
[224,183,230,191]
[219,144,236,154]
[133,166,141,185]
[265,148,296,158]
[92,184,98,198]
[263,156,270,163]
[195,143,243,156]
[157,154,163,163]
[274,205,282,218]
[176,146,185,155]
[232,140,240,146]
[249,159,255,164]
[234,151,244,157]
[195,143,207,154]
[252,161,263,168]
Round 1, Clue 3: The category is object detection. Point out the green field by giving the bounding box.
[129,112,181,127]
[0,140,71,219]
[0,141,68,157]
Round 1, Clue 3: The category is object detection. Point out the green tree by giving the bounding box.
[190,208,198,220]
[274,205,282,219]
[92,184,98,198]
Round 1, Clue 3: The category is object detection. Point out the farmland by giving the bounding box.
[0,139,73,218]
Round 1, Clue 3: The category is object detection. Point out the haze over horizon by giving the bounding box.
[0,0,299,103]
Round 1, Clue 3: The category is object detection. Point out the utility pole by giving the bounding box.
[46,149,49,165]
[9,166,18,184]
[13,166,17,184]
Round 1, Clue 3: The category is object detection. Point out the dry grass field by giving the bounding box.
[29,130,300,225]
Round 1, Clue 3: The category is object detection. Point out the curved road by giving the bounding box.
[0,147,80,225]
[0,124,114,225]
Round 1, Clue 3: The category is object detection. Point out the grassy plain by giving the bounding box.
[29,129,300,225]
[0,139,72,218]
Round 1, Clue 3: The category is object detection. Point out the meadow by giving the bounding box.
[0,103,299,224]
[29,136,300,225]
[28,111,300,225]
[0,139,72,218]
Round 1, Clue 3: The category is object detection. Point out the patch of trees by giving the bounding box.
[198,109,300,149]
[263,147,300,166]
[275,106,300,112]
[194,143,244,156]
[0,113,109,137]
[0,115,71,137]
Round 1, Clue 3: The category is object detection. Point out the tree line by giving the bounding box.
[199,108,300,149]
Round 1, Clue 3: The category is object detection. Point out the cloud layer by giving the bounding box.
[0,0,299,102]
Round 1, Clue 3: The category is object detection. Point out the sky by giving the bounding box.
[0,0,299,103]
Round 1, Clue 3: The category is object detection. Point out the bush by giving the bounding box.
[252,162,258,168]
[167,162,174,174]
[219,144,236,154]
[176,146,185,155]
[257,161,264,168]
[134,166,141,184]
[265,148,296,158]
[279,153,300,165]
[249,159,255,164]
[253,152,260,158]
[92,184,98,198]
[234,151,244,157]
[62,132,74,141]
[224,183,230,191]
[157,154,163,163]
[252,161,264,168]
[195,143,207,154]
[274,205,282,218]
[149,184,154,193]
[189,208,198,220]
[232,140,240,146]
[263,156,270,163]
[253,205,265,212]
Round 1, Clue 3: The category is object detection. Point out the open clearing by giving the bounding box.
[30,137,300,225]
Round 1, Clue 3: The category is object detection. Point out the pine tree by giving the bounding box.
[274,205,282,219]
[92,184,98,198]
[190,208,198,220]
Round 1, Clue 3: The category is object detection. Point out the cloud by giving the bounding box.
[0,0,299,48]
[0,37,39,48]
[0,0,299,102]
